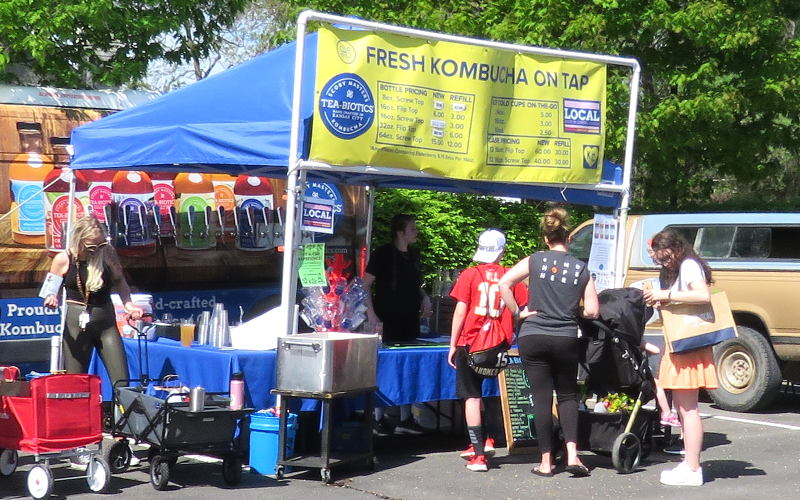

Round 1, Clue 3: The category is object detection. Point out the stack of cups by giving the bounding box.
[196,311,211,345]
[210,303,230,348]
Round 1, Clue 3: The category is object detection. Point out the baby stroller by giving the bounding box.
[574,287,660,473]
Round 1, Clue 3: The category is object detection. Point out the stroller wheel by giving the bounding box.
[611,432,641,474]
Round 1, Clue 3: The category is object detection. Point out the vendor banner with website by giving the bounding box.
[311,26,607,185]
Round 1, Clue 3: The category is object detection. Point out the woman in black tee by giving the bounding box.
[499,207,599,477]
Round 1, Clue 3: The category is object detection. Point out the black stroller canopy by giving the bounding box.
[594,288,651,344]
[580,287,655,402]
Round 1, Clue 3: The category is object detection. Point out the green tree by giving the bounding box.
[372,189,591,288]
[0,0,249,88]
[143,0,290,92]
[274,1,800,210]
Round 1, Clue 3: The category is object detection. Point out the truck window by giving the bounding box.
[666,224,800,261]
[731,227,771,258]
[694,226,735,258]
[768,227,800,258]
[570,224,593,262]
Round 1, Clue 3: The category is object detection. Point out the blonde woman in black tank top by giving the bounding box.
[43,216,143,385]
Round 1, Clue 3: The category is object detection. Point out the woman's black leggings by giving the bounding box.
[518,334,580,455]
[63,301,129,385]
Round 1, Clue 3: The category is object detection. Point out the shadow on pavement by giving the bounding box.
[702,459,766,482]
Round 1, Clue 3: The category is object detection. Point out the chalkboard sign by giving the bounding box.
[498,349,538,454]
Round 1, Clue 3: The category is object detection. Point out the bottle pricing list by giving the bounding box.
[375,83,572,169]
[376,81,474,154]
[487,97,571,168]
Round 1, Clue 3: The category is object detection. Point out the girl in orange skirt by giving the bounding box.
[644,229,715,486]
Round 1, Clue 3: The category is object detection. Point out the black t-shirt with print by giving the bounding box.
[518,250,590,338]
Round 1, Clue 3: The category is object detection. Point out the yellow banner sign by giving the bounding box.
[310,26,607,185]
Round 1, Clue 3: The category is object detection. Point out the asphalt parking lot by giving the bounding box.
[4,382,799,500]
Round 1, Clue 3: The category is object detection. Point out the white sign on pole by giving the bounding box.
[587,213,618,292]
[300,196,335,234]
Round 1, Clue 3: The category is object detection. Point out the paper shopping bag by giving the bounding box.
[660,291,737,353]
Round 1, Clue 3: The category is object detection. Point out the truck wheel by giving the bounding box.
[709,326,782,412]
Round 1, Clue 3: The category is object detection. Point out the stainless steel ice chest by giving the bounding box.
[276,332,379,393]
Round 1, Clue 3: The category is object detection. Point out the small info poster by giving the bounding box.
[587,214,618,292]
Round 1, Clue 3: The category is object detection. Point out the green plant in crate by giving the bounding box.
[600,393,635,413]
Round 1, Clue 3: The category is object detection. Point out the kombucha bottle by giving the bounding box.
[9,122,53,244]
[150,171,177,238]
[234,175,273,251]
[111,170,156,257]
[83,169,117,224]
[44,168,88,253]
[174,172,215,250]
[211,173,236,244]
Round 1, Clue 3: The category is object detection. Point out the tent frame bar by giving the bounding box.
[281,10,641,335]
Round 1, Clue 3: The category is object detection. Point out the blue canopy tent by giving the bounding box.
[71,34,625,208]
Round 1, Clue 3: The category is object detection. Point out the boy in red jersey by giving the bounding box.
[448,229,527,471]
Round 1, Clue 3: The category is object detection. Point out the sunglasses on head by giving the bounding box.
[85,241,109,252]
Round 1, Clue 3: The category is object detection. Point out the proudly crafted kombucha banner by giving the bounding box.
[311,26,607,185]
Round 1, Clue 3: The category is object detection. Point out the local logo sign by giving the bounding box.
[563,98,601,135]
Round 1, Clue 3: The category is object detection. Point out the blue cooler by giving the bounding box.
[249,412,297,475]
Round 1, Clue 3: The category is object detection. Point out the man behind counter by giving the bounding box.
[363,213,432,435]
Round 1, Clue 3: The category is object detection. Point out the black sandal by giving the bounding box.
[531,465,554,477]
[565,464,591,477]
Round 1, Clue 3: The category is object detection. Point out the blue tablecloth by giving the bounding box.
[88,338,499,410]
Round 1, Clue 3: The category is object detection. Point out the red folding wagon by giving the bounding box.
[0,373,110,499]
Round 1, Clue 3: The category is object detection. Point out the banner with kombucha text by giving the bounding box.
[311,26,607,185]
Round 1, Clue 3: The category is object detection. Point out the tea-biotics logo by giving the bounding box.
[319,73,375,139]
[563,98,601,135]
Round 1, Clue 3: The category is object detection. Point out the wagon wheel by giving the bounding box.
[221,456,242,486]
[0,448,18,477]
[611,432,641,474]
[26,464,53,500]
[86,456,111,493]
[149,455,171,490]
[103,440,132,474]
[275,465,285,480]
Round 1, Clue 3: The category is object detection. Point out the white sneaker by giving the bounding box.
[660,461,703,486]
